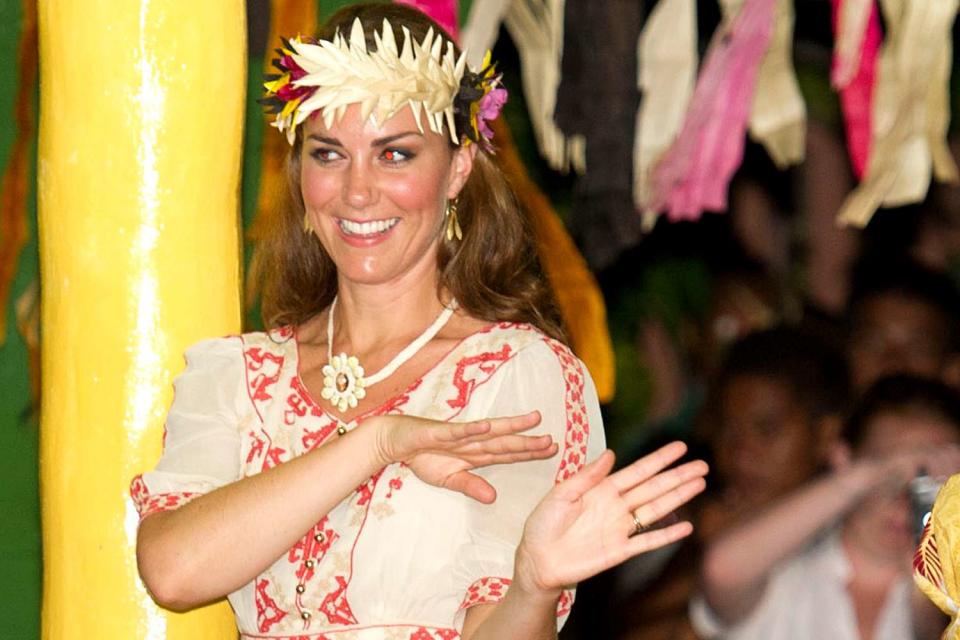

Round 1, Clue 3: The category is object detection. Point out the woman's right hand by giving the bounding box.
[369,411,558,503]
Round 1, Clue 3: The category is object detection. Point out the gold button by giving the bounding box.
[301,611,311,620]
[336,425,347,436]
[305,559,314,569]
[296,584,306,594]
[314,532,325,543]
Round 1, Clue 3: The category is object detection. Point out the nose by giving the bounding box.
[343,160,376,210]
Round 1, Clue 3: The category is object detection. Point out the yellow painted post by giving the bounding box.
[38,1,245,638]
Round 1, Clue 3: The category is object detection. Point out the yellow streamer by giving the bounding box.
[38,1,245,637]
[840,0,959,226]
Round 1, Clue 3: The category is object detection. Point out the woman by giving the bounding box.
[133,5,708,639]
[694,374,960,640]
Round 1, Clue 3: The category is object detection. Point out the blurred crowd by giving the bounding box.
[560,133,960,639]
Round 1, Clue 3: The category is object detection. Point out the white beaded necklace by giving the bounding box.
[320,297,458,412]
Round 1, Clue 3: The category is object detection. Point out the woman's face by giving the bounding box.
[300,104,474,288]
[844,411,960,562]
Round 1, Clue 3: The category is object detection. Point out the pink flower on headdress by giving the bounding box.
[276,54,312,103]
[476,87,508,140]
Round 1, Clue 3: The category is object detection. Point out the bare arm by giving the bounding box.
[461,443,709,640]
[700,461,884,624]
[137,412,554,610]
[701,443,960,625]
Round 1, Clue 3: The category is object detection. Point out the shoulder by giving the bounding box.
[453,322,587,394]
[466,322,577,366]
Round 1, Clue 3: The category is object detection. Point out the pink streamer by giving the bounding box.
[830,0,881,180]
[649,0,778,221]
[395,0,460,42]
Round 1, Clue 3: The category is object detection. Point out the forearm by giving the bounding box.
[702,462,882,621]
[137,423,385,609]
[463,580,561,640]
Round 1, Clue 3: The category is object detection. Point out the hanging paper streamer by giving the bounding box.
[745,0,806,169]
[491,118,615,402]
[395,0,460,40]
[0,0,37,345]
[38,0,244,636]
[831,0,881,179]
[462,0,587,173]
[634,0,698,223]
[838,0,959,227]
[647,0,777,222]
[247,0,318,308]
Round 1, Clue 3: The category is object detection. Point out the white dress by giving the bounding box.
[131,322,606,639]
[689,533,913,640]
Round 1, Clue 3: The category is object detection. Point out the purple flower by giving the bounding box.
[476,87,508,140]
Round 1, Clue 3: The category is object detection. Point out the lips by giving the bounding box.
[337,217,400,237]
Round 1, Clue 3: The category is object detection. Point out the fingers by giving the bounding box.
[626,476,707,537]
[551,450,617,500]
[609,442,689,493]
[621,459,709,511]
[623,520,695,558]
[445,470,497,504]
[462,442,560,467]
[435,412,542,444]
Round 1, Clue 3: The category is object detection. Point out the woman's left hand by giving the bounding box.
[512,442,708,596]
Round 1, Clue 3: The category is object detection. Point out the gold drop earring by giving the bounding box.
[445,198,463,241]
[303,212,313,235]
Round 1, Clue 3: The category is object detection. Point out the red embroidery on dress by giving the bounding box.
[544,339,590,483]
[556,588,576,617]
[367,378,422,418]
[410,628,460,640]
[287,377,324,426]
[386,476,403,498]
[318,575,358,625]
[302,420,340,451]
[459,576,574,619]
[271,326,295,340]
[355,470,385,507]
[255,578,289,632]
[263,445,287,470]
[246,431,266,463]
[243,345,285,421]
[130,476,198,519]
[458,576,511,610]
[289,519,338,586]
[445,345,513,410]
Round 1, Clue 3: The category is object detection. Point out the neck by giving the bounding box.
[840,524,908,580]
[332,267,449,354]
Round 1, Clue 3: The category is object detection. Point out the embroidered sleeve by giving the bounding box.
[451,338,606,630]
[130,336,247,520]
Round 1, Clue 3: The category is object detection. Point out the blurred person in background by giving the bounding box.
[616,327,848,640]
[694,375,960,640]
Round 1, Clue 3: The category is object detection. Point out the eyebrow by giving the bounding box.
[306,131,423,147]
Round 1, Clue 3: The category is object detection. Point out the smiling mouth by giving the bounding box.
[337,217,400,237]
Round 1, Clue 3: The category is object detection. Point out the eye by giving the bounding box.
[382,147,413,164]
[309,147,343,164]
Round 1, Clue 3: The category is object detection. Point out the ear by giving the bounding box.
[446,143,477,199]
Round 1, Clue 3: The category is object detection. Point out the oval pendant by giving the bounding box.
[336,372,349,392]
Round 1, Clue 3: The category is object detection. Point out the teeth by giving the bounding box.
[339,218,399,236]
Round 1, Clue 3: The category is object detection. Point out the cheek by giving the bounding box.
[301,167,337,207]
[383,169,448,215]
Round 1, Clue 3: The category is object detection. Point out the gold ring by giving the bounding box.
[632,511,647,535]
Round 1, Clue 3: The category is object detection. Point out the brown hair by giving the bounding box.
[253,2,565,341]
